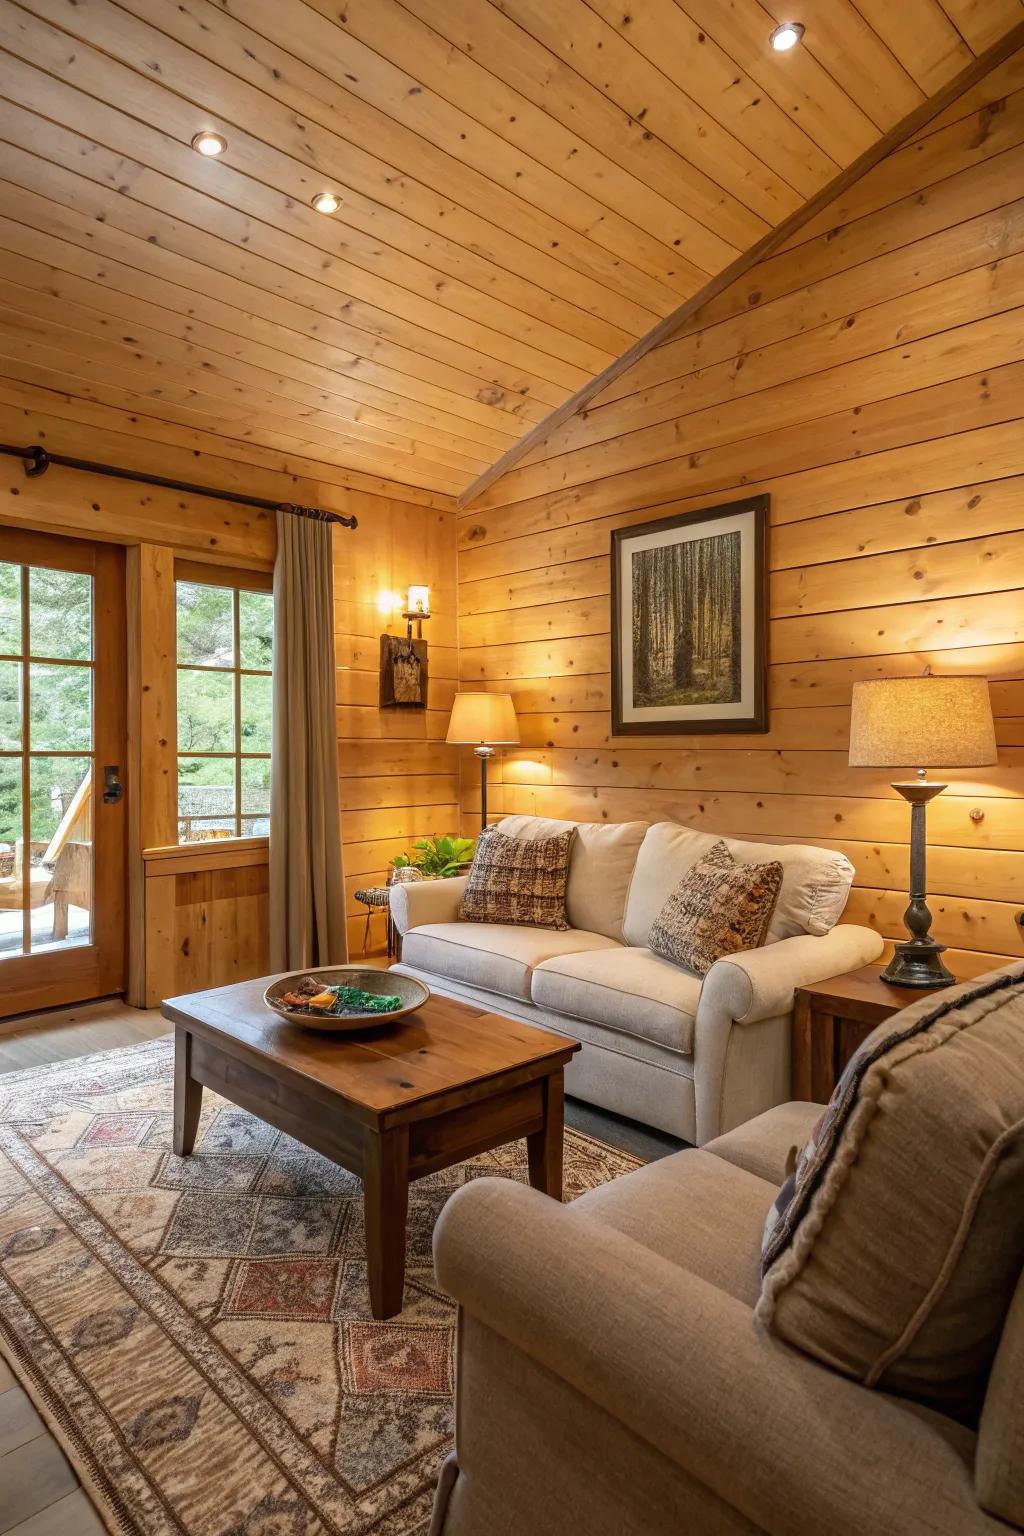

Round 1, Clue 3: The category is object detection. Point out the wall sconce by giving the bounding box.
[403,584,431,638]
[380,584,430,709]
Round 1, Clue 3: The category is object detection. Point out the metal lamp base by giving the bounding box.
[880,937,955,989]
[474,744,495,833]
[880,774,957,991]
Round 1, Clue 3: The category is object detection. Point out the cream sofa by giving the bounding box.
[390,816,883,1145]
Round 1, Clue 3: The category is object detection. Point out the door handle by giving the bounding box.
[103,765,123,804]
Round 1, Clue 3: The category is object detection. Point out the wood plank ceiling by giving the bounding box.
[0,0,1021,497]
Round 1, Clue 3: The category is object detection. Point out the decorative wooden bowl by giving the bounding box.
[264,966,429,1033]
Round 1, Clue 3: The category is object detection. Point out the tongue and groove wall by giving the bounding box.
[455,49,1024,981]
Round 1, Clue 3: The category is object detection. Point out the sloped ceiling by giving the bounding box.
[0,0,1021,497]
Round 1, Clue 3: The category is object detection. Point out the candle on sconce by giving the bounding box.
[403,585,431,640]
[405,585,430,619]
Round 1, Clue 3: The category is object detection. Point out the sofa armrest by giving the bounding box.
[388,875,467,935]
[700,923,884,1026]
[435,1177,986,1536]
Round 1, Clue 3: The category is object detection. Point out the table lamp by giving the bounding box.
[446,692,520,832]
[848,675,996,988]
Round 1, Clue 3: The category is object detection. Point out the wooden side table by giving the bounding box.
[791,964,954,1102]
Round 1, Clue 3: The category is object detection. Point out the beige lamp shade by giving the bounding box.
[849,677,996,769]
[446,691,520,746]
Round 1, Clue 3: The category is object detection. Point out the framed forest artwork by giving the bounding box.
[611,496,768,735]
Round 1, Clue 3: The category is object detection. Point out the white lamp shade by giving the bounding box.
[446,691,519,745]
[849,677,996,769]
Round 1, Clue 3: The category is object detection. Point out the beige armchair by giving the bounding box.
[428,1101,1022,1536]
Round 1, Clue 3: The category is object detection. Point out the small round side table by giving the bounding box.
[354,885,397,959]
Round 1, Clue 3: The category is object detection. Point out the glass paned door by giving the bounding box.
[0,530,125,1018]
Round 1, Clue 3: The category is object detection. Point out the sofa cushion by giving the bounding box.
[623,821,854,948]
[706,1102,822,1187]
[496,815,649,942]
[461,825,575,929]
[399,922,620,1003]
[574,1149,774,1306]
[758,965,1024,1421]
[648,841,783,978]
[531,947,701,1054]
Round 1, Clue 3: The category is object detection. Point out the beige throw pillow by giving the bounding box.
[647,841,783,977]
[460,826,576,930]
[758,966,1024,1422]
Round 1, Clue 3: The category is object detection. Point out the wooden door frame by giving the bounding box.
[0,526,127,1018]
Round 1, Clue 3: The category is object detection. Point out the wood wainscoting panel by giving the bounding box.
[144,860,270,1008]
[456,48,1024,978]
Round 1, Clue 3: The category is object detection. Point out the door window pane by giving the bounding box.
[29,665,93,753]
[0,563,20,655]
[0,662,21,750]
[0,757,23,958]
[177,581,234,666]
[178,669,235,753]
[239,589,273,669]
[29,755,92,952]
[29,568,92,660]
[240,672,272,753]
[1,558,97,964]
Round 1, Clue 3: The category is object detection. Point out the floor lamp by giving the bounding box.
[848,676,996,988]
[446,692,520,833]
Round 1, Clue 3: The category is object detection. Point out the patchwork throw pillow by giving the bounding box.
[758,965,1024,1422]
[460,825,576,930]
[647,840,783,977]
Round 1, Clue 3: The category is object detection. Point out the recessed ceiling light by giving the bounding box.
[311,191,340,214]
[191,130,227,156]
[770,21,804,51]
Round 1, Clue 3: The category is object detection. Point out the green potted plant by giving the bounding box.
[391,834,476,882]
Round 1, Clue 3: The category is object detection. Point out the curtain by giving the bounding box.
[269,511,348,971]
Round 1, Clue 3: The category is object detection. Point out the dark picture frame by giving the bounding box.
[610,495,769,735]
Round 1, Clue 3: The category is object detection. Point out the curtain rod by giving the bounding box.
[0,443,358,529]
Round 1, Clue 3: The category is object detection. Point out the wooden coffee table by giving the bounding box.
[161,979,579,1319]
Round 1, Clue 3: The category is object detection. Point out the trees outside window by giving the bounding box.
[176,578,273,843]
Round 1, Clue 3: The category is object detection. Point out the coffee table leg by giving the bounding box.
[173,1027,204,1156]
[527,1071,565,1200]
[363,1125,410,1320]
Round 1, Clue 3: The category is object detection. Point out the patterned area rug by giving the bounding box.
[0,1037,639,1535]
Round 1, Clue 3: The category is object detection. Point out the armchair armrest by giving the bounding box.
[435,1177,986,1536]
[701,923,884,1025]
[389,875,467,935]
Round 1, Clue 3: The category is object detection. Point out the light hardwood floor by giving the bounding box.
[0,991,678,1532]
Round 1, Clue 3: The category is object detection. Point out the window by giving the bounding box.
[176,573,273,844]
